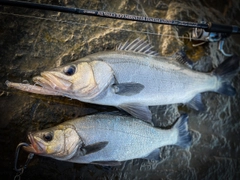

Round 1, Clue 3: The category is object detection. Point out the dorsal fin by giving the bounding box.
[174,49,194,69]
[116,38,159,56]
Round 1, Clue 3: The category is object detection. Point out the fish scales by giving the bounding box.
[89,51,215,105]
[24,114,191,165]
[67,115,175,162]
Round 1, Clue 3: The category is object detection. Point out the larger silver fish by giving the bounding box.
[23,114,191,166]
[6,39,239,123]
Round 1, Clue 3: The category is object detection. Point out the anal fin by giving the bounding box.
[187,94,205,111]
[92,161,122,166]
[143,149,161,161]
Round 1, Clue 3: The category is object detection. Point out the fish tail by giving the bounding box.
[213,55,239,96]
[174,114,192,148]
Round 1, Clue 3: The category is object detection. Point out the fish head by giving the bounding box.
[24,125,82,159]
[33,60,114,100]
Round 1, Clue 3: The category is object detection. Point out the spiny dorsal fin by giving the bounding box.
[116,38,159,56]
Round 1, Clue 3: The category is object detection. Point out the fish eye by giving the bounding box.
[63,65,76,76]
[43,132,53,142]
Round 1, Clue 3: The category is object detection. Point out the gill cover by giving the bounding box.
[40,60,114,100]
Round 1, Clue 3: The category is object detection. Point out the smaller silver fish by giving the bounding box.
[24,114,191,166]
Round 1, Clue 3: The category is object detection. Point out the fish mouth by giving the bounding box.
[23,133,46,154]
[6,71,75,97]
[33,71,72,91]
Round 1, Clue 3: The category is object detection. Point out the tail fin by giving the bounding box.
[174,114,192,148]
[213,55,239,96]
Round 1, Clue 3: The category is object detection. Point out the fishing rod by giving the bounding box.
[0,0,240,34]
[0,0,238,56]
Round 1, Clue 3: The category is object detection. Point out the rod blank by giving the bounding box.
[0,0,239,34]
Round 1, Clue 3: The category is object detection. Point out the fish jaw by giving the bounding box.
[38,71,100,100]
[5,80,63,96]
[23,133,47,154]
[5,71,75,97]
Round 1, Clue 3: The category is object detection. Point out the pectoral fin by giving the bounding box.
[119,103,152,124]
[112,83,144,96]
[78,141,108,156]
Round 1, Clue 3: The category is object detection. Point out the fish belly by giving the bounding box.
[67,115,177,163]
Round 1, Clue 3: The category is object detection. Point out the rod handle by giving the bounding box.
[206,22,240,33]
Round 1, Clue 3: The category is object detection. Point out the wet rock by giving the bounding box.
[0,0,239,179]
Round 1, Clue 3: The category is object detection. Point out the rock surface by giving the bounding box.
[0,0,239,179]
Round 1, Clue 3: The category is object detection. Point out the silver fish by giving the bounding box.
[6,39,239,123]
[23,114,191,166]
